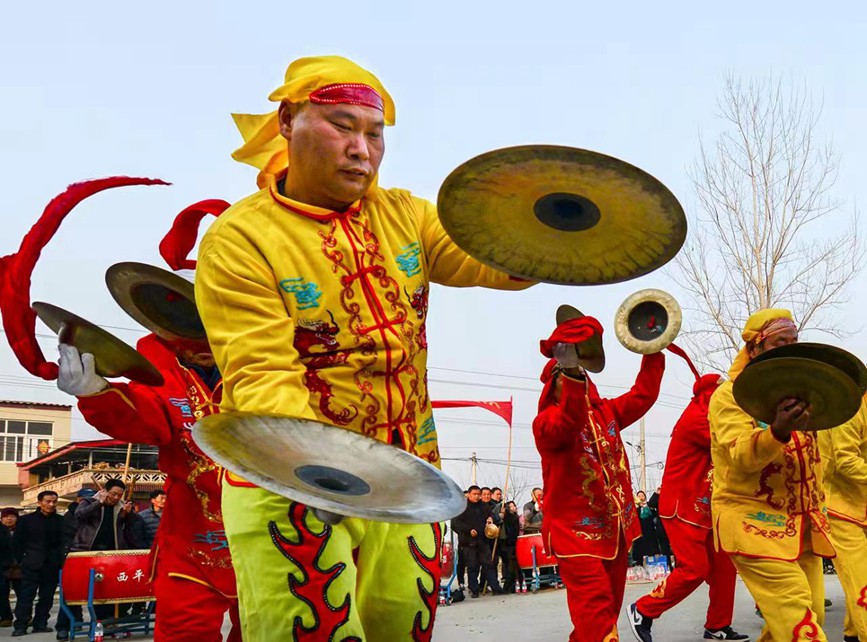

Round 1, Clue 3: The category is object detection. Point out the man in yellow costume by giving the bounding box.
[819,395,867,642]
[195,55,530,642]
[709,309,835,642]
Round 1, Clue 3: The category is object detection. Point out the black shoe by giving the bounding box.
[704,626,750,640]
[824,598,832,608]
[626,602,653,642]
[470,591,479,599]
[31,626,53,633]
[843,636,859,642]
[56,630,70,641]
[11,630,26,637]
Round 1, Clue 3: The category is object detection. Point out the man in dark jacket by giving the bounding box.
[137,489,165,549]
[12,491,65,636]
[0,507,19,627]
[69,479,142,553]
[451,485,502,598]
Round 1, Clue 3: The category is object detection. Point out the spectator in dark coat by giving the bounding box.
[0,507,18,627]
[522,487,544,534]
[69,479,143,553]
[631,490,661,565]
[451,485,502,598]
[137,489,166,548]
[12,491,64,636]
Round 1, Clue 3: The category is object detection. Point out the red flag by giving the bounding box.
[431,400,512,427]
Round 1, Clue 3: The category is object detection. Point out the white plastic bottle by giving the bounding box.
[94,621,104,642]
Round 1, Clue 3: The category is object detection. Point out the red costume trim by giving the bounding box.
[267,174,362,222]
[268,503,361,642]
[309,83,385,113]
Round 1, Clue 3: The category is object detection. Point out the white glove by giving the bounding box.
[58,344,109,397]
[552,342,581,369]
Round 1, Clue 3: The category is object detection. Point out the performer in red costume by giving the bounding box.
[627,371,749,642]
[533,308,664,642]
[55,200,241,642]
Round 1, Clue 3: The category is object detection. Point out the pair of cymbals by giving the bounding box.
[732,343,867,430]
[437,145,687,285]
[33,261,206,386]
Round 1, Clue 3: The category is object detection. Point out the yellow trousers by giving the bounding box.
[731,544,826,642]
[829,515,867,640]
[223,483,443,642]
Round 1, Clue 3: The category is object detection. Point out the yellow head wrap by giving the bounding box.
[231,55,396,190]
[728,308,795,380]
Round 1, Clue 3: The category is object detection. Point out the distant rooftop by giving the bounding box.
[0,399,72,410]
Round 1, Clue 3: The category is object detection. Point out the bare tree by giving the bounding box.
[675,74,862,371]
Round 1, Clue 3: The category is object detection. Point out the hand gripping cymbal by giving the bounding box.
[193,412,467,524]
[33,302,163,386]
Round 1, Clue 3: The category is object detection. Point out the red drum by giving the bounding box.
[61,550,155,605]
[440,541,455,579]
[516,533,557,570]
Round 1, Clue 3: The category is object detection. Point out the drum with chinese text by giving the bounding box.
[61,550,154,605]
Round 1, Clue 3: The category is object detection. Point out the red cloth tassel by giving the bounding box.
[158,199,230,271]
[0,176,169,380]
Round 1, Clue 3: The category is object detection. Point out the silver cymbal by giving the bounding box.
[193,412,467,524]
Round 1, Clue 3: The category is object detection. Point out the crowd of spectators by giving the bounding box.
[0,485,165,639]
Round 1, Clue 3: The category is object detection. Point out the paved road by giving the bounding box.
[5,575,847,640]
[433,575,848,641]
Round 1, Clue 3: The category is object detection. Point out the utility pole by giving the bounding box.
[639,417,647,493]
[470,452,478,485]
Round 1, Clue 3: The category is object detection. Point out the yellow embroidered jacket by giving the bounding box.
[708,381,833,561]
[818,395,867,526]
[196,177,530,467]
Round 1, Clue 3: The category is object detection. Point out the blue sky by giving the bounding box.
[2,1,865,494]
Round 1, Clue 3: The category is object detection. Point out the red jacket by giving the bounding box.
[77,334,235,596]
[533,353,664,559]
[658,374,723,529]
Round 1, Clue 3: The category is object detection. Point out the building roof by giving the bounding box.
[0,399,72,410]
[17,438,129,470]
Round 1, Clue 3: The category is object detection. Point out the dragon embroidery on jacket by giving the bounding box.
[755,462,785,509]
[294,311,358,426]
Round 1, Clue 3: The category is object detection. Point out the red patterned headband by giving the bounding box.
[308,83,385,113]
[755,317,797,345]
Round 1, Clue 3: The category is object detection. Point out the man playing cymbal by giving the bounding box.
[705,309,833,642]
[195,55,531,642]
[532,306,664,641]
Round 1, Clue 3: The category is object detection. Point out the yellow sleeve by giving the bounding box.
[827,400,867,485]
[709,383,786,474]
[195,219,316,419]
[414,196,533,290]
[817,429,836,480]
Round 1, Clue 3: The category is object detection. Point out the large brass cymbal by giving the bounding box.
[437,145,687,285]
[105,262,204,342]
[748,342,867,393]
[193,412,467,524]
[732,356,862,430]
[32,302,164,386]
